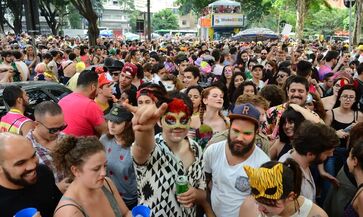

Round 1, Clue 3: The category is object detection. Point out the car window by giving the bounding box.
[47,88,71,100]
[0,97,7,118]
[27,89,54,106]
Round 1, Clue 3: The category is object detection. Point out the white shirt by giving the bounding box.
[204,140,270,217]
[279,150,316,202]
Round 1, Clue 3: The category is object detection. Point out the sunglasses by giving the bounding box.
[37,121,68,134]
[111,72,120,76]
[277,74,287,78]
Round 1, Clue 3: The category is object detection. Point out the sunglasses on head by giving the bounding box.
[38,121,68,134]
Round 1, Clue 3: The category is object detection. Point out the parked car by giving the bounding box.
[0,81,72,120]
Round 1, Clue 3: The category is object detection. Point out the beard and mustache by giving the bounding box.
[227,130,256,157]
[2,165,38,187]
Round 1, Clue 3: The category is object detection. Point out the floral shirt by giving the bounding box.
[133,133,206,217]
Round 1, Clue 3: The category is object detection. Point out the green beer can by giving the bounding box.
[176,175,189,195]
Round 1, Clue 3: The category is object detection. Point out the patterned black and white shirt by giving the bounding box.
[133,133,206,217]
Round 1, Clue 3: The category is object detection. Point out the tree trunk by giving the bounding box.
[353,0,362,45]
[88,18,99,46]
[13,16,22,34]
[296,0,306,41]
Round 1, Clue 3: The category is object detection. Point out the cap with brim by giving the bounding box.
[252,64,264,71]
[228,103,260,126]
[105,105,133,123]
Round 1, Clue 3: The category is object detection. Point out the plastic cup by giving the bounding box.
[15,208,37,217]
[131,205,151,217]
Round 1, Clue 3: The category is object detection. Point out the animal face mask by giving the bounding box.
[244,163,283,200]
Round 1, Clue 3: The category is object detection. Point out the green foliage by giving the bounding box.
[238,0,272,27]
[67,4,82,29]
[176,0,213,15]
[152,9,179,30]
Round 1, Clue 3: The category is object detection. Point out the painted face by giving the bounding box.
[161,112,190,130]
[234,75,244,88]
[161,112,190,144]
[228,119,256,157]
[74,151,107,189]
[107,120,126,136]
[339,89,356,109]
[287,83,307,106]
[224,66,233,79]
[187,89,201,110]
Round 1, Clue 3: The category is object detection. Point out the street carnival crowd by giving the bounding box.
[0,31,363,217]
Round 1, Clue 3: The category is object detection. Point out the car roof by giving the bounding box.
[0,81,70,94]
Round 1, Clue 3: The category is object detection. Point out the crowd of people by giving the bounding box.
[0,31,363,217]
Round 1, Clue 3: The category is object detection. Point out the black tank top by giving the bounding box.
[331,110,357,147]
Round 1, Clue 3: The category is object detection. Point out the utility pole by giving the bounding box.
[147,0,151,41]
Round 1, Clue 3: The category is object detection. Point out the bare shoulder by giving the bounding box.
[308,202,328,217]
[190,115,201,128]
[239,196,259,217]
[54,201,85,217]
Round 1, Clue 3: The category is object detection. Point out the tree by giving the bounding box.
[2,0,23,34]
[39,0,70,35]
[69,0,101,46]
[176,0,213,16]
[240,0,272,28]
[67,4,82,29]
[353,0,363,45]
[152,9,179,30]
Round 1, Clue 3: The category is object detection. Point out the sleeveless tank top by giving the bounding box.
[258,197,313,217]
[331,110,357,147]
[344,183,363,217]
[54,180,122,217]
[277,142,292,161]
[0,109,32,134]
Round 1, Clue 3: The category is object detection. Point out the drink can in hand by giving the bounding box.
[176,175,189,195]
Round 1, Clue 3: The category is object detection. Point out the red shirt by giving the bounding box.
[58,93,105,136]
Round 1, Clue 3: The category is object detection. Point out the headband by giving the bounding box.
[136,88,157,102]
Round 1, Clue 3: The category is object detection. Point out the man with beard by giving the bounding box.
[257,49,268,66]
[204,103,270,217]
[0,85,34,135]
[59,69,107,137]
[279,120,339,202]
[0,133,62,217]
[264,76,322,140]
[124,92,212,217]
[26,101,69,193]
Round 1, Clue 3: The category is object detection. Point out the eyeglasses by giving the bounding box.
[341,95,355,101]
[37,121,67,134]
[111,72,120,76]
[261,53,268,55]
[277,74,287,78]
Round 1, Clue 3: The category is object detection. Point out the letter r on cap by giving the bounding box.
[242,106,250,115]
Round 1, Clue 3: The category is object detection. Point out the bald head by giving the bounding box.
[0,133,32,164]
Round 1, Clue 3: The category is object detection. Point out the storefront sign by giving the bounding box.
[213,14,244,27]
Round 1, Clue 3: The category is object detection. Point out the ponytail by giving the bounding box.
[283,158,303,198]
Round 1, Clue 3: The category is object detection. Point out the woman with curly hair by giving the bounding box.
[53,136,131,217]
